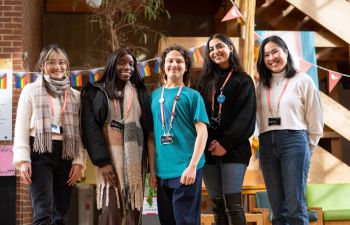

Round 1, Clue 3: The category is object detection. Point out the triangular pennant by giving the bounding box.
[137,62,146,78]
[88,68,102,83]
[14,72,30,89]
[70,70,83,87]
[153,58,161,74]
[31,73,39,82]
[0,72,7,89]
[192,49,203,62]
[299,59,312,73]
[254,32,259,41]
[328,71,342,93]
[221,4,243,22]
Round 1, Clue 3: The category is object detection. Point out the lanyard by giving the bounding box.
[211,69,233,119]
[113,88,134,121]
[160,84,184,135]
[48,90,68,117]
[267,78,290,117]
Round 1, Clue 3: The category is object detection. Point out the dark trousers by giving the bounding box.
[30,137,73,225]
[156,168,203,225]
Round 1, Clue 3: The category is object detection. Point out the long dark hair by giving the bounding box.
[257,35,297,88]
[96,49,145,99]
[160,44,192,85]
[197,33,244,102]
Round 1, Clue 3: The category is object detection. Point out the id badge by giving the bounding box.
[268,117,281,126]
[110,120,125,132]
[51,124,62,134]
[161,134,173,145]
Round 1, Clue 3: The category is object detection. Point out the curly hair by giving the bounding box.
[159,44,192,85]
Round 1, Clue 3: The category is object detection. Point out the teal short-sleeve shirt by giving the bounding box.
[150,86,209,179]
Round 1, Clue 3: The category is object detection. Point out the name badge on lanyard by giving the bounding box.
[51,124,62,134]
[159,84,184,145]
[48,91,67,134]
[266,78,290,126]
[110,88,135,133]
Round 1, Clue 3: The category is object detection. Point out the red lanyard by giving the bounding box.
[267,78,290,117]
[113,88,135,121]
[160,84,184,134]
[48,90,68,117]
[211,69,233,118]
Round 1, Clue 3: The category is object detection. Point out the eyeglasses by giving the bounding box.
[46,60,67,67]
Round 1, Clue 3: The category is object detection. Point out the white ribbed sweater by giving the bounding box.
[256,71,324,152]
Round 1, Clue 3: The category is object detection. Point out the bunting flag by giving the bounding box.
[0,72,7,89]
[88,68,102,83]
[153,58,161,74]
[189,47,203,63]
[31,73,39,82]
[299,59,313,73]
[14,72,30,89]
[138,62,151,78]
[70,70,83,87]
[328,71,342,93]
[221,4,243,22]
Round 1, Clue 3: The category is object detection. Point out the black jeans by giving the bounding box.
[29,137,73,225]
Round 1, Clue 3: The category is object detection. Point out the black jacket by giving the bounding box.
[80,82,151,167]
[203,70,256,165]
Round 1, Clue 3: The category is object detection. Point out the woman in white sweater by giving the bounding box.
[13,45,85,225]
[256,36,323,225]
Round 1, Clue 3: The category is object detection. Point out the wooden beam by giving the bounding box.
[309,146,350,183]
[286,0,350,44]
[320,91,350,142]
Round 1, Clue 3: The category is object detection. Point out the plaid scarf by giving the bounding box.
[96,81,144,212]
[32,75,80,159]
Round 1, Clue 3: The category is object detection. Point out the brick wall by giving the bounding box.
[0,0,43,224]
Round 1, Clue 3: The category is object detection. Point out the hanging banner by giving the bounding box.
[0,145,15,176]
[0,59,13,141]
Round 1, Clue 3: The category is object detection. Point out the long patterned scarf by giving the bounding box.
[96,81,144,212]
[32,75,80,159]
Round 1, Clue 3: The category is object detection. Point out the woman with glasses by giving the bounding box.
[13,44,86,225]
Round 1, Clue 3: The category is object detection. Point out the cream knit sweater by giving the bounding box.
[256,71,324,152]
[13,82,86,168]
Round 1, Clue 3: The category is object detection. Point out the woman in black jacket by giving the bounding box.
[80,49,151,225]
[196,33,256,225]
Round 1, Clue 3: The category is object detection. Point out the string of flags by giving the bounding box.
[0,45,207,90]
[1,33,348,92]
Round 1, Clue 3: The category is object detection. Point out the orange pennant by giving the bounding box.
[328,71,342,93]
[221,4,243,22]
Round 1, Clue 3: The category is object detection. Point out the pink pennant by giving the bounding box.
[328,71,342,93]
[221,4,243,22]
[299,59,312,73]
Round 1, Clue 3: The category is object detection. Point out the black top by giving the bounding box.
[201,69,256,165]
[80,82,152,167]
